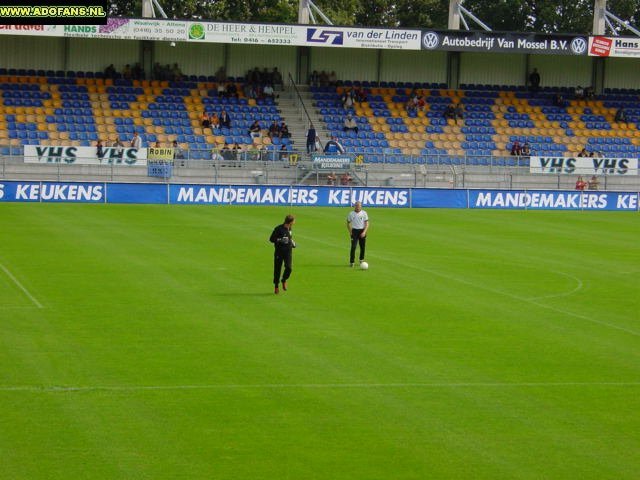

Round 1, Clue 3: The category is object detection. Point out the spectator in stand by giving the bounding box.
[510,140,522,156]
[226,82,238,98]
[521,142,531,157]
[96,139,104,157]
[130,132,142,149]
[201,112,211,128]
[247,67,259,84]
[454,103,464,125]
[269,120,280,139]
[232,142,243,164]
[219,110,231,128]
[310,70,320,87]
[585,86,595,99]
[443,103,456,121]
[209,113,220,130]
[154,141,162,148]
[262,67,272,84]
[575,85,584,100]
[272,67,283,90]
[342,91,354,109]
[211,147,224,162]
[221,142,234,161]
[172,63,183,81]
[248,120,262,138]
[215,66,227,83]
[575,176,587,190]
[406,97,417,115]
[104,64,116,79]
[553,93,566,108]
[217,82,226,97]
[152,62,162,80]
[263,83,275,100]
[327,171,336,186]
[578,147,590,157]
[529,68,540,93]
[319,71,329,87]
[243,83,255,99]
[340,172,352,185]
[132,63,144,80]
[279,122,290,139]
[329,71,338,86]
[615,106,628,124]
[343,114,358,135]
[279,144,289,162]
[112,136,125,154]
[588,175,600,190]
[353,86,367,103]
[122,64,132,80]
[306,123,317,154]
[324,136,345,154]
[173,140,185,160]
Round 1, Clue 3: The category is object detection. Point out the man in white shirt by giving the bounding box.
[130,132,142,149]
[343,114,358,134]
[263,84,275,99]
[346,201,369,267]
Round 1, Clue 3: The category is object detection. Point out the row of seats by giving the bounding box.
[0,75,285,152]
[312,85,640,158]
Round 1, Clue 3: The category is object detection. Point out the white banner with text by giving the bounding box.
[529,156,638,175]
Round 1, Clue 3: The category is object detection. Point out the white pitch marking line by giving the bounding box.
[1,382,640,393]
[527,270,584,301]
[295,234,640,337]
[0,262,43,309]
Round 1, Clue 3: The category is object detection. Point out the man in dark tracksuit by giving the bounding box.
[269,214,296,294]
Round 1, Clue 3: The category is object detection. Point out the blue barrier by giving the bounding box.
[147,161,173,178]
[0,181,638,211]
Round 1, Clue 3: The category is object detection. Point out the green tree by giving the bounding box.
[109,0,640,33]
[394,0,449,28]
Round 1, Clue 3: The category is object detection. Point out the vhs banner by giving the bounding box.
[24,145,148,165]
[529,156,638,175]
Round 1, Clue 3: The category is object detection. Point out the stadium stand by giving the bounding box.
[0,72,287,160]
[1,72,639,165]
[311,82,640,165]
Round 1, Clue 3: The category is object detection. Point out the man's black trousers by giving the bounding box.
[350,229,366,264]
[273,250,292,285]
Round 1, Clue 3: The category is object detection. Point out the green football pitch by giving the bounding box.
[0,204,638,479]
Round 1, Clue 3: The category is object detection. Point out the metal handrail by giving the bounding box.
[288,72,313,128]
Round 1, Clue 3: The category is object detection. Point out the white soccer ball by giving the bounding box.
[360,261,369,270]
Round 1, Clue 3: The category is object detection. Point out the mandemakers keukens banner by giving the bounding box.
[24,145,148,165]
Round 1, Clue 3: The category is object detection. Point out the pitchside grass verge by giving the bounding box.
[0,204,638,479]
